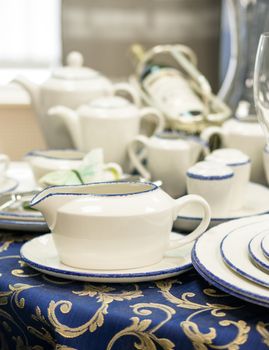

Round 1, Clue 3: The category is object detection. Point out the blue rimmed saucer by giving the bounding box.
[174,182,269,232]
[248,232,269,273]
[20,232,192,283]
[192,215,269,307]
[261,235,269,260]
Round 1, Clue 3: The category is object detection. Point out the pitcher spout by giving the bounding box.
[30,187,72,231]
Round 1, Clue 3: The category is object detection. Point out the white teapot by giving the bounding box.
[13,51,139,149]
[201,119,265,184]
[48,96,164,170]
[128,131,208,198]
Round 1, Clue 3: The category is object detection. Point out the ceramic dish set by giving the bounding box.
[192,215,269,308]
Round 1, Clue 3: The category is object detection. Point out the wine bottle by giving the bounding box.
[130,44,205,124]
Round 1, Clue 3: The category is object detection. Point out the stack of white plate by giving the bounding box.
[192,215,269,307]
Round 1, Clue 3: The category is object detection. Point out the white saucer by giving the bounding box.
[261,235,269,259]
[20,232,192,283]
[192,215,269,307]
[174,183,269,232]
[221,227,269,288]
[248,232,269,273]
[0,177,18,194]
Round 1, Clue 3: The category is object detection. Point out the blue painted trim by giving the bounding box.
[248,233,269,272]
[30,181,158,207]
[226,159,251,167]
[20,234,192,279]
[177,210,269,222]
[0,211,42,219]
[261,236,269,259]
[155,131,208,148]
[26,149,84,161]
[220,234,269,288]
[192,254,269,308]
[186,171,233,180]
[192,238,269,304]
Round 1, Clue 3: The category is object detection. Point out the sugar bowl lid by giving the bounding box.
[52,51,99,80]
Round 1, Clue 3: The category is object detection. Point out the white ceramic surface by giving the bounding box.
[20,232,193,283]
[186,161,234,216]
[261,234,269,259]
[201,119,265,184]
[221,226,269,288]
[248,232,269,273]
[174,182,269,232]
[205,148,251,210]
[48,97,164,170]
[128,131,208,198]
[192,215,269,305]
[263,146,269,186]
[25,149,85,181]
[30,181,210,270]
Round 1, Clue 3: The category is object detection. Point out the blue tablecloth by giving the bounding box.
[0,232,269,350]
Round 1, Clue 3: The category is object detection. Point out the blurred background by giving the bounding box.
[0,0,222,159]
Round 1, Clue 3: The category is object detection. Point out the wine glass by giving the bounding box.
[254,32,269,145]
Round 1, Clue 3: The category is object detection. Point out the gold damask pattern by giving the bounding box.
[0,233,268,349]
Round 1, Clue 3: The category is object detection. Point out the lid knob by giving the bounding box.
[66,51,84,67]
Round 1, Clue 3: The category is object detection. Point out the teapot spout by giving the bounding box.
[48,106,82,150]
[12,75,40,114]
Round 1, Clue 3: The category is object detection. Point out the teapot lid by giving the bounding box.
[52,51,99,80]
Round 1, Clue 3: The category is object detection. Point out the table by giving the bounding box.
[0,232,269,350]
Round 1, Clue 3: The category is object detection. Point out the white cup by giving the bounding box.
[186,161,234,216]
[205,148,251,210]
[31,181,211,270]
[0,154,10,185]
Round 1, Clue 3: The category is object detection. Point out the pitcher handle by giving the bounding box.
[127,135,151,180]
[168,194,211,250]
[139,107,165,135]
[113,83,141,106]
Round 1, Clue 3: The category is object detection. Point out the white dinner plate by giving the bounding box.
[174,183,269,232]
[221,227,269,288]
[192,215,269,306]
[21,232,192,283]
[193,254,269,308]
[248,231,269,273]
[261,234,269,259]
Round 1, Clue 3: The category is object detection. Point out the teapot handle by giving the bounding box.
[168,194,211,250]
[127,135,151,180]
[113,83,141,106]
[139,107,165,135]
